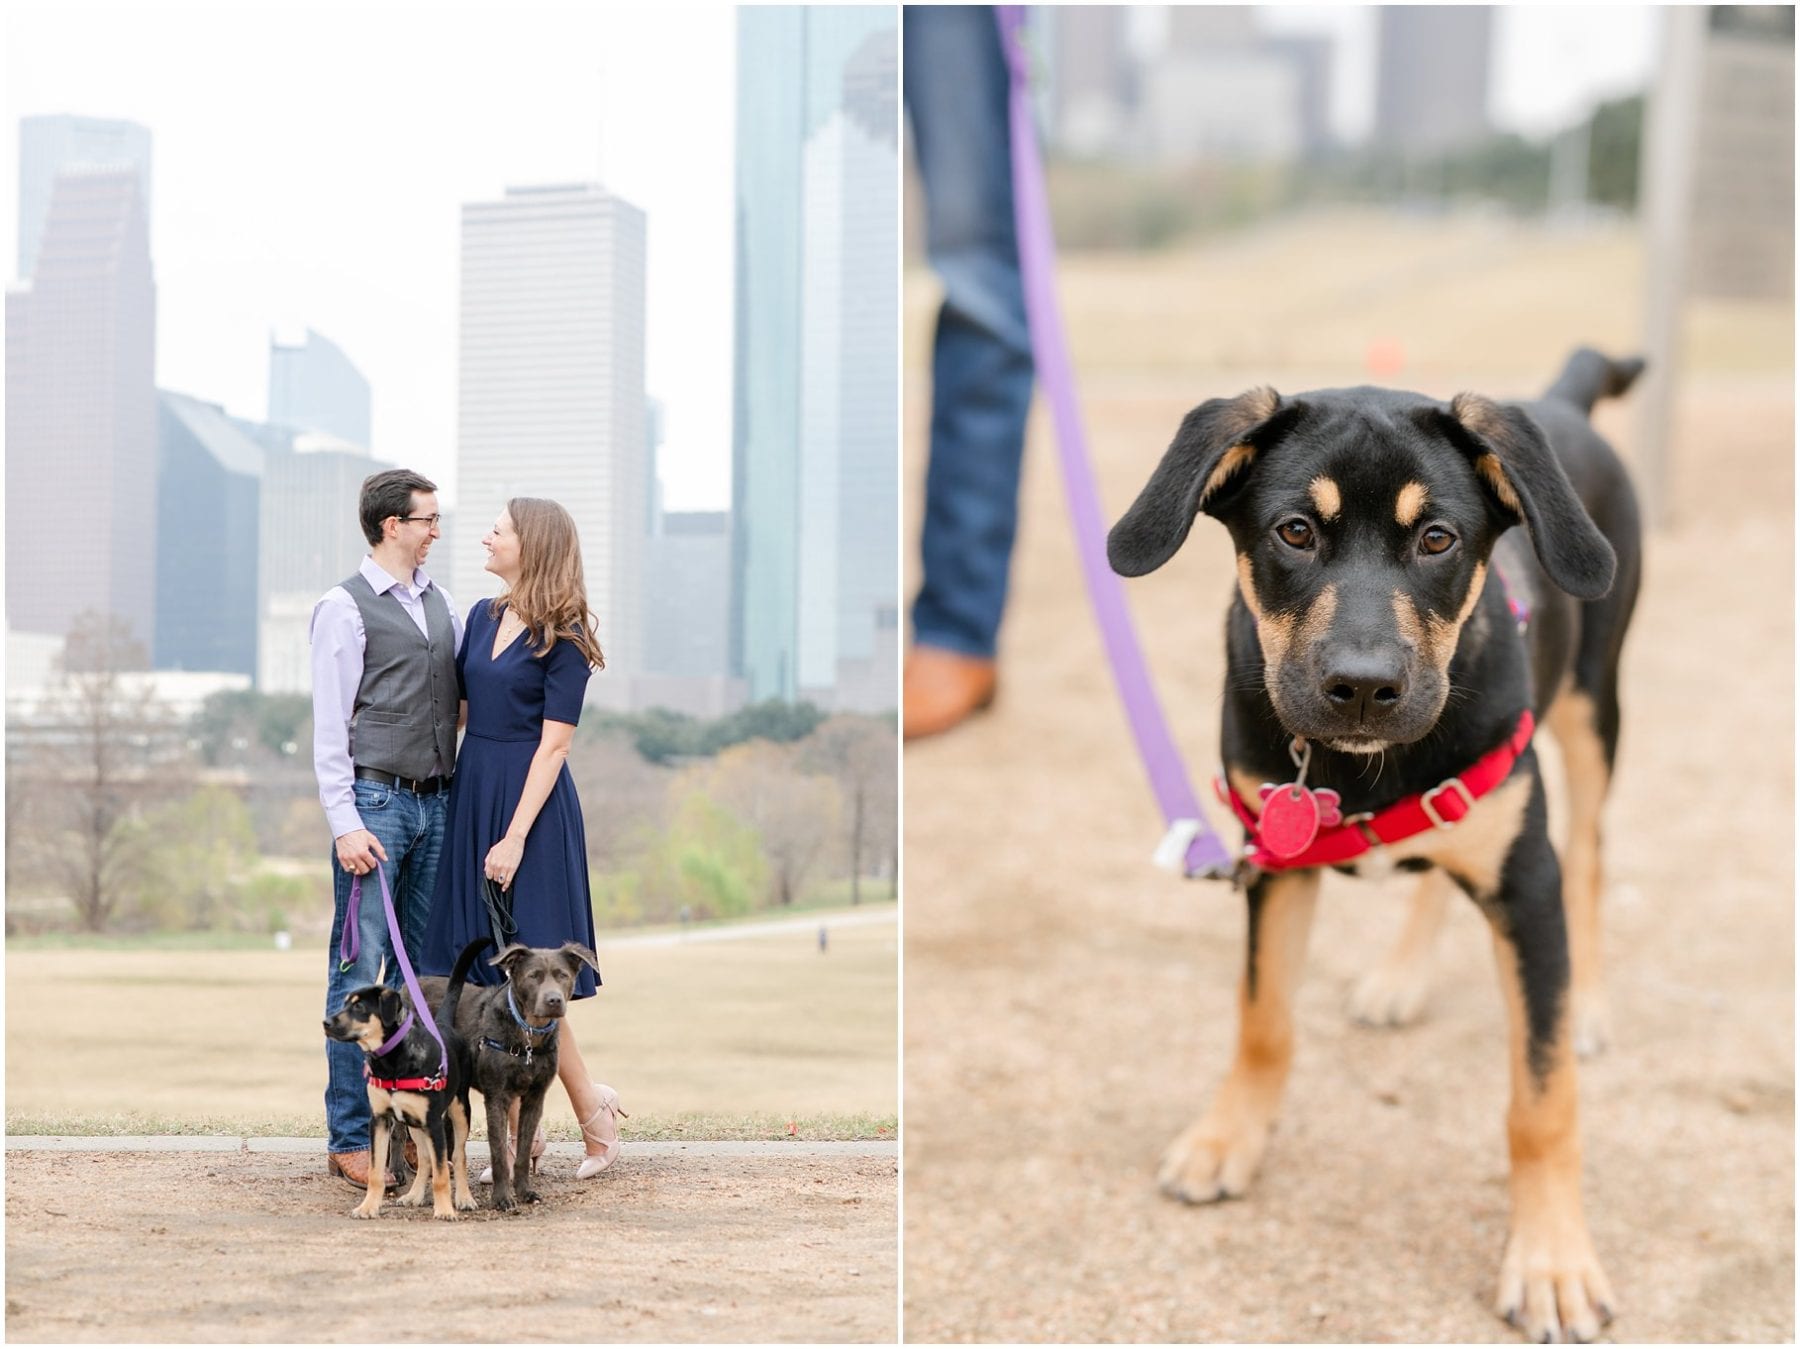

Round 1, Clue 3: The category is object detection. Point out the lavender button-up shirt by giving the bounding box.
[310,556,464,840]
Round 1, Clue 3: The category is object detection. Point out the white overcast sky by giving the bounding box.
[3,0,740,511]
[5,2,1658,517]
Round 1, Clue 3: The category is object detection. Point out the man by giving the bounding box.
[312,468,462,1189]
[903,4,1035,739]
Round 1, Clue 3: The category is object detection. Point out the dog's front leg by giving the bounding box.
[1484,824,1614,1343]
[1160,868,1319,1203]
[397,1123,431,1207]
[353,1114,388,1219]
[486,1095,519,1211]
[450,1098,477,1212]
[426,1114,456,1220]
[513,1088,547,1205]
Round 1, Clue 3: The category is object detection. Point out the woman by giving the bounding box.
[421,497,624,1180]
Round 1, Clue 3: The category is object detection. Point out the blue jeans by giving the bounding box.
[323,778,446,1154]
[906,4,1035,660]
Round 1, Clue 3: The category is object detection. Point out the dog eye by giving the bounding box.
[1275,519,1315,550]
[1419,526,1457,556]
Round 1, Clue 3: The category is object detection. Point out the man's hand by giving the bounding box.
[335,829,388,875]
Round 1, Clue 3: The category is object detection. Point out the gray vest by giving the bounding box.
[342,571,460,779]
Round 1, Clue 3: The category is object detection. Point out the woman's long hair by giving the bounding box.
[488,497,606,670]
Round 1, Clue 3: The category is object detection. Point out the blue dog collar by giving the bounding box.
[506,985,559,1037]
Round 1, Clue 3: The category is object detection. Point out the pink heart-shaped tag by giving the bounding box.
[1258,783,1322,859]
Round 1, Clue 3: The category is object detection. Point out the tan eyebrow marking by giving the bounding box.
[1308,476,1341,521]
[1395,481,1429,527]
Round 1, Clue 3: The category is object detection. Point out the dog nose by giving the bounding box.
[1321,655,1407,722]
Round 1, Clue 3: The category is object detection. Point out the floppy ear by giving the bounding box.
[378,989,406,1033]
[558,942,601,976]
[1107,387,1285,577]
[1446,393,1616,600]
[489,943,531,976]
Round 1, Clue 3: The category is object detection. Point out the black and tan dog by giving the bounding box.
[1108,347,1642,1343]
[419,942,599,1212]
[322,937,490,1221]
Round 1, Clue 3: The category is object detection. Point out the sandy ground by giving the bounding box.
[4,1146,897,1342]
[902,217,1793,1343]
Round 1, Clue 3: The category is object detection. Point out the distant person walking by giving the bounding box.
[311,469,462,1191]
[903,3,1035,739]
[420,498,625,1180]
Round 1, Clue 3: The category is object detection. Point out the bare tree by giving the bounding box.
[706,740,839,906]
[802,715,897,905]
[22,612,187,931]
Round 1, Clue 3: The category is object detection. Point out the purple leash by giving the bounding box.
[995,6,1233,880]
[339,863,448,1080]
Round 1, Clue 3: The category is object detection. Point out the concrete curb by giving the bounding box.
[5,1135,897,1159]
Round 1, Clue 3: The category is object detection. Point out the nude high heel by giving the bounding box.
[575,1084,627,1179]
[476,1122,547,1185]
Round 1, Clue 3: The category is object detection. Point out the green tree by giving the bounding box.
[124,787,260,930]
[190,689,312,765]
[640,789,766,920]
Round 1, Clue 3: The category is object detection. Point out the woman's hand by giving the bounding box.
[484,835,525,891]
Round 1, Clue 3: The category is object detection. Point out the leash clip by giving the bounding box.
[1153,818,1202,874]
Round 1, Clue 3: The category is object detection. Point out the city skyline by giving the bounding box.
[732,7,899,712]
[2,3,737,514]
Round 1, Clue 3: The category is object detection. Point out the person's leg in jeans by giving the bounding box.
[322,781,444,1156]
[906,5,1035,665]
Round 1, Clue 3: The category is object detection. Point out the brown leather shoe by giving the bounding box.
[326,1149,397,1192]
[904,646,998,740]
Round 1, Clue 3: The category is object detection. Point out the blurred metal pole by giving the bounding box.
[1636,6,1707,531]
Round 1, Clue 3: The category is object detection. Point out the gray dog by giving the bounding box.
[418,942,600,1211]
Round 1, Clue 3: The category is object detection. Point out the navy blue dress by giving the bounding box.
[421,602,599,998]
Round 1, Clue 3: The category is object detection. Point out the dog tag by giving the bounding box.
[1256,783,1342,859]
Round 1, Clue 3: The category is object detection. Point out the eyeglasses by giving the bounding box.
[397,514,442,528]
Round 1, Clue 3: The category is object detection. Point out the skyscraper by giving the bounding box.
[456,183,648,705]
[155,392,264,675]
[1374,7,1494,156]
[6,166,157,645]
[255,432,392,693]
[16,114,152,281]
[268,327,373,448]
[733,7,899,710]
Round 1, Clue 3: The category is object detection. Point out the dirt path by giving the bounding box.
[5,1145,896,1342]
[902,223,1793,1342]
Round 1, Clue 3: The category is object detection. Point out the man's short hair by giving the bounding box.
[359,469,438,545]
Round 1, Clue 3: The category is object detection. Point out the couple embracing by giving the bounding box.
[311,469,624,1190]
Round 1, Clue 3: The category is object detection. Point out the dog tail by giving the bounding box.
[1544,347,1646,415]
[438,936,494,1036]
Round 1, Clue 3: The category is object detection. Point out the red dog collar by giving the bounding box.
[364,1063,446,1093]
[1222,710,1536,872]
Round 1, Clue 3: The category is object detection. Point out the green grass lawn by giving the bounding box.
[6,908,897,1140]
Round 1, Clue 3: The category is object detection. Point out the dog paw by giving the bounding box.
[1572,992,1612,1059]
[518,1187,542,1205]
[455,1195,478,1212]
[1156,1116,1270,1204]
[350,1202,382,1220]
[1349,962,1431,1027]
[432,1205,458,1222]
[1495,1217,1615,1343]
[492,1191,517,1213]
